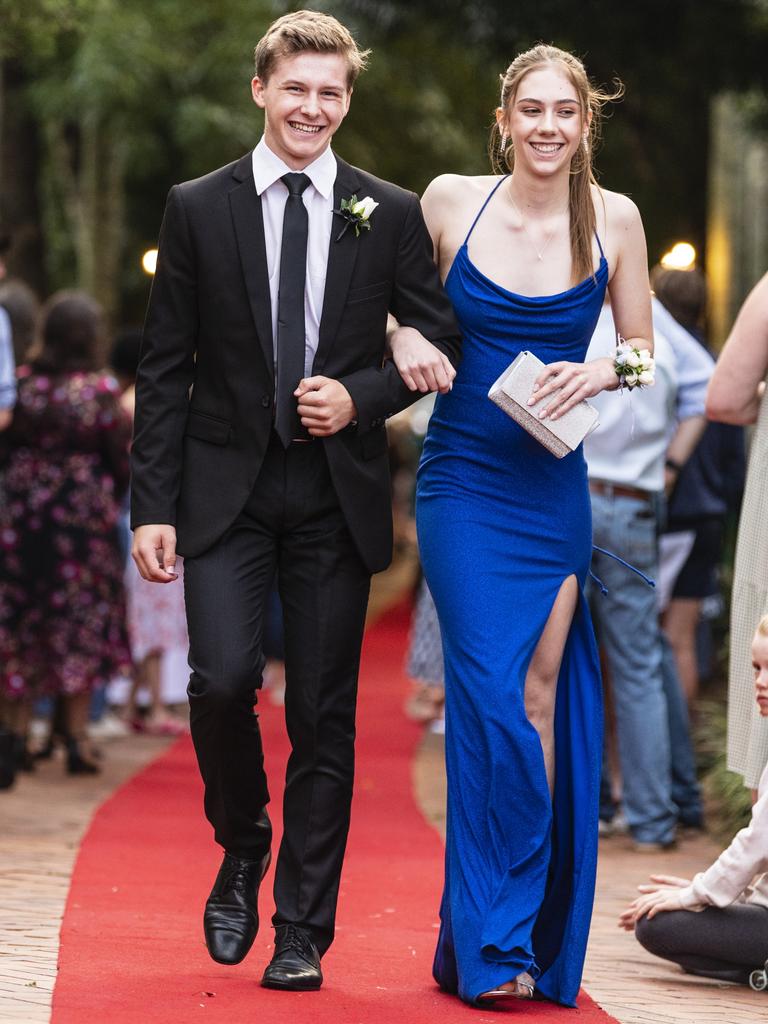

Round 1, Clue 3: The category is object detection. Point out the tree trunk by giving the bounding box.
[0,59,47,295]
[708,93,768,346]
[40,112,126,359]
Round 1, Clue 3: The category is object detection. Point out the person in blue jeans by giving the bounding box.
[585,296,713,849]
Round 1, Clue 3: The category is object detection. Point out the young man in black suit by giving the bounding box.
[131,10,460,992]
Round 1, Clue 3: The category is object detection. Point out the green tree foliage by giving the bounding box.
[340,0,768,265]
[2,0,277,323]
[0,0,90,59]
[3,0,497,320]
[325,9,494,193]
[4,0,768,319]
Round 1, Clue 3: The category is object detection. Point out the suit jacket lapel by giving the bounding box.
[313,157,363,374]
[229,154,274,381]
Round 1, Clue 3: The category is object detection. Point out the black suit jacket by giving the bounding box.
[131,152,461,573]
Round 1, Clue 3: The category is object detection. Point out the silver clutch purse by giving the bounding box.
[488,351,599,458]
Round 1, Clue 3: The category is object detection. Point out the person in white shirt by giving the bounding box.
[585,296,713,849]
[619,612,768,985]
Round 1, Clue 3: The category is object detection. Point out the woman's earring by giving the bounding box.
[582,131,589,152]
[501,131,509,150]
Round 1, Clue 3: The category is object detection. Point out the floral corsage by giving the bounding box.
[334,194,379,241]
[614,337,655,391]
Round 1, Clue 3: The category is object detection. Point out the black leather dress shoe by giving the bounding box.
[204,850,271,965]
[261,924,323,990]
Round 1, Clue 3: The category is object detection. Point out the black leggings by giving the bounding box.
[636,904,768,985]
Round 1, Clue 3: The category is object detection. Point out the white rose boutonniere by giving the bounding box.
[334,194,379,241]
[614,336,655,391]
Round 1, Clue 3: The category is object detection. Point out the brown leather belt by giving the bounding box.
[589,480,651,502]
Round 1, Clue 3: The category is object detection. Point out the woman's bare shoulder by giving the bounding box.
[593,185,642,229]
[423,173,500,205]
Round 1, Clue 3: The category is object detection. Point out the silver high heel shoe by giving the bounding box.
[476,973,535,1003]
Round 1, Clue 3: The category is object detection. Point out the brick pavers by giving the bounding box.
[3,725,765,1024]
[0,567,416,1024]
[416,731,766,1023]
[0,735,173,1023]
[2,566,765,1024]
[586,831,763,1023]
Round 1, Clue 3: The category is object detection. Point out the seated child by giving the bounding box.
[619,613,768,985]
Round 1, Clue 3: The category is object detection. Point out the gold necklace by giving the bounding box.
[506,189,567,262]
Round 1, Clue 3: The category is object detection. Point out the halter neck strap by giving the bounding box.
[463,176,510,246]
[463,174,607,264]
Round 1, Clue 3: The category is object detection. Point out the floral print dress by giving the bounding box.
[0,368,132,699]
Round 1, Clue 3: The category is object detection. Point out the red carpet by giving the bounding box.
[52,603,618,1022]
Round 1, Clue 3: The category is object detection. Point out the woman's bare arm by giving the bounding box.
[606,192,654,355]
[706,271,768,425]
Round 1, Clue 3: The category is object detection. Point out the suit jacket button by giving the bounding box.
[261,395,271,408]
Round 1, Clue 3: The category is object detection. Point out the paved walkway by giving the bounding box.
[1,563,764,1022]
[0,735,173,1023]
[416,732,764,1024]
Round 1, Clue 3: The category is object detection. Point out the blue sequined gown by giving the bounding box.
[416,177,608,1006]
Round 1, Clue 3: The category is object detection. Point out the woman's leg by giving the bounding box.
[143,651,165,723]
[636,904,768,984]
[482,575,579,1000]
[662,598,702,707]
[130,650,189,734]
[64,691,101,770]
[525,575,579,796]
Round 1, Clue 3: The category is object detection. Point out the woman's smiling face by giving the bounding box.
[499,64,588,178]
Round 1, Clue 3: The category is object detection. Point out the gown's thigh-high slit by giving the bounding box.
[418,514,602,1004]
[415,175,608,1007]
[525,574,580,796]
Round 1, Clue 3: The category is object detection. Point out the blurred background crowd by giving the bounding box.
[2,0,768,980]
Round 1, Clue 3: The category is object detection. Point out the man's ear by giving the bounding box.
[251,75,267,109]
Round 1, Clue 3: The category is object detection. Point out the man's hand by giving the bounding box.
[389,325,456,394]
[132,524,179,583]
[295,377,357,436]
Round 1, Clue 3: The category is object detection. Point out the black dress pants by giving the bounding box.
[636,904,768,984]
[184,433,371,955]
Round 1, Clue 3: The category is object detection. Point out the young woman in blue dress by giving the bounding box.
[390,46,653,1007]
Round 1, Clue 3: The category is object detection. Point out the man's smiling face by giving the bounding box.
[251,51,351,170]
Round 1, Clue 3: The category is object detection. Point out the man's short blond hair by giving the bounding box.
[254,10,370,89]
[757,614,768,637]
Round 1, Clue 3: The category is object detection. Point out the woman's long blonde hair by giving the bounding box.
[490,45,623,284]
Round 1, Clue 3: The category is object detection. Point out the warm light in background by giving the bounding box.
[141,248,158,275]
[660,242,697,270]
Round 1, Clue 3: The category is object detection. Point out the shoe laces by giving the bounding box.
[221,856,256,894]
[279,924,314,957]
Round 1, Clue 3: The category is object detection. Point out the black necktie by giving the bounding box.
[275,172,311,447]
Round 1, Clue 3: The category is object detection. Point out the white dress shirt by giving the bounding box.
[679,760,768,911]
[251,137,337,376]
[584,297,714,492]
